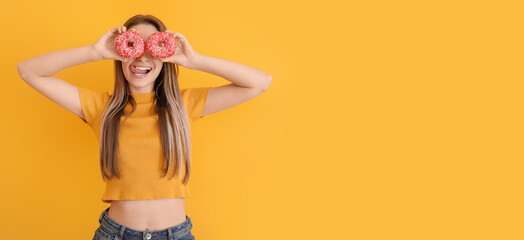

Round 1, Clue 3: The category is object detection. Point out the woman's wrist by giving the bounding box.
[88,44,104,61]
[186,52,203,70]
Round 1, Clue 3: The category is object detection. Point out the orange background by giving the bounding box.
[1,0,523,239]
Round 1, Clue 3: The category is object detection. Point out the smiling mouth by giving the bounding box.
[130,65,152,76]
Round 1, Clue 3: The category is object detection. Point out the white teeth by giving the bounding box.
[135,66,152,70]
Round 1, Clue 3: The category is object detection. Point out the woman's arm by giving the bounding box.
[161,31,272,90]
[17,26,128,122]
[17,45,100,79]
[159,30,272,118]
[18,25,127,78]
[16,45,101,122]
[188,53,272,89]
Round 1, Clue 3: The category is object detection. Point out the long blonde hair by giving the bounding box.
[99,14,193,184]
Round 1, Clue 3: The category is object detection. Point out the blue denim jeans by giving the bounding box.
[93,207,195,240]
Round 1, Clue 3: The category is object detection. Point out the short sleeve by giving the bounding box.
[77,86,111,126]
[181,87,211,123]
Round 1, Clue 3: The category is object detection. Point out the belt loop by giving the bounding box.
[168,227,173,240]
[98,208,107,224]
[115,225,126,240]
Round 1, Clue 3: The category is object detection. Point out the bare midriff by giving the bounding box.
[107,198,187,231]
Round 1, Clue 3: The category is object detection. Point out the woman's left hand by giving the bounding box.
[161,30,200,69]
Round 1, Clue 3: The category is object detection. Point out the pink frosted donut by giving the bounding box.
[146,32,177,58]
[115,31,145,59]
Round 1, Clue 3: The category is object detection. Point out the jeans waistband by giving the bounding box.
[97,207,193,240]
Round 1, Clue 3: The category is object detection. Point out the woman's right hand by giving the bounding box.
[90,26,129,62]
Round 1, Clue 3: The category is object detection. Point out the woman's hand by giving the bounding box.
[90,26,130,62]
[161,31,200,69]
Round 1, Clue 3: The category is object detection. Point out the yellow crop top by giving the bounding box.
[77,86,210,203]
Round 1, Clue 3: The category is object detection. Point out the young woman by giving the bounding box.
[17,14,272,240]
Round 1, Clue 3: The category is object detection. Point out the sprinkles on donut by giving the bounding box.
[115,31,145,59]
[146,32,177,59]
